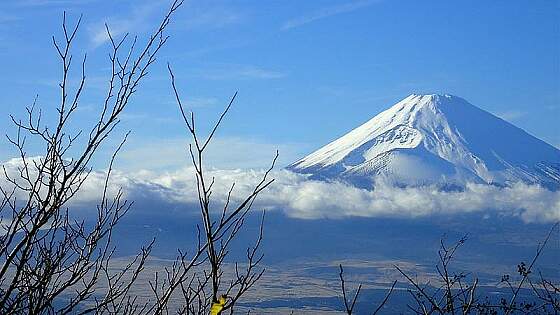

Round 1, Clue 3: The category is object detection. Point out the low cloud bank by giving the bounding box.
[2,157,559,223]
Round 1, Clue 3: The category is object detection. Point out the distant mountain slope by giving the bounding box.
[288,94,560,189]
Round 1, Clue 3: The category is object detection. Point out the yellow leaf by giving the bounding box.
[210,295,227,315]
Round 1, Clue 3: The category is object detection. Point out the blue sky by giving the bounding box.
[0,0,558,170]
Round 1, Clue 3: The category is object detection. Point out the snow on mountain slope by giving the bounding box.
[288,94,560,189]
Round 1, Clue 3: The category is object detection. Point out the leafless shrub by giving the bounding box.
[394,222,559,315]
[163,63,278,315]
[0,1,277,312]
[0,1,183,313]
[338,264,397,315]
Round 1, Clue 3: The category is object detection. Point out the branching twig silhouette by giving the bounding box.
[0,1,183,313]
[167,63,278,314]
[394,224,559,315]
[339,264,397,314]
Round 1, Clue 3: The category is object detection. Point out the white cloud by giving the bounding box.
[271,178,560,223]
[282,0,380,30]
[3,156,558,223]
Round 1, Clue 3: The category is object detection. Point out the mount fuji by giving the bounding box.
[288,94,560,189]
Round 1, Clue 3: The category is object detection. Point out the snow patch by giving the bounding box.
[289,94,560,189]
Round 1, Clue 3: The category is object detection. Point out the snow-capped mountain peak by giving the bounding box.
[288,94,560,188]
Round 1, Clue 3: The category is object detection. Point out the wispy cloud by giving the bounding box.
[116,136,306,171]
[281,0,379,30]
[179,5,243,31]
[88,1,164,47]
[196,64,287,80]
[496,110,527,122]
[89,2,244,47]
[185,97,219,108]
[15,0,95,7]
[229,67,286,80]
[0,12,20,25]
